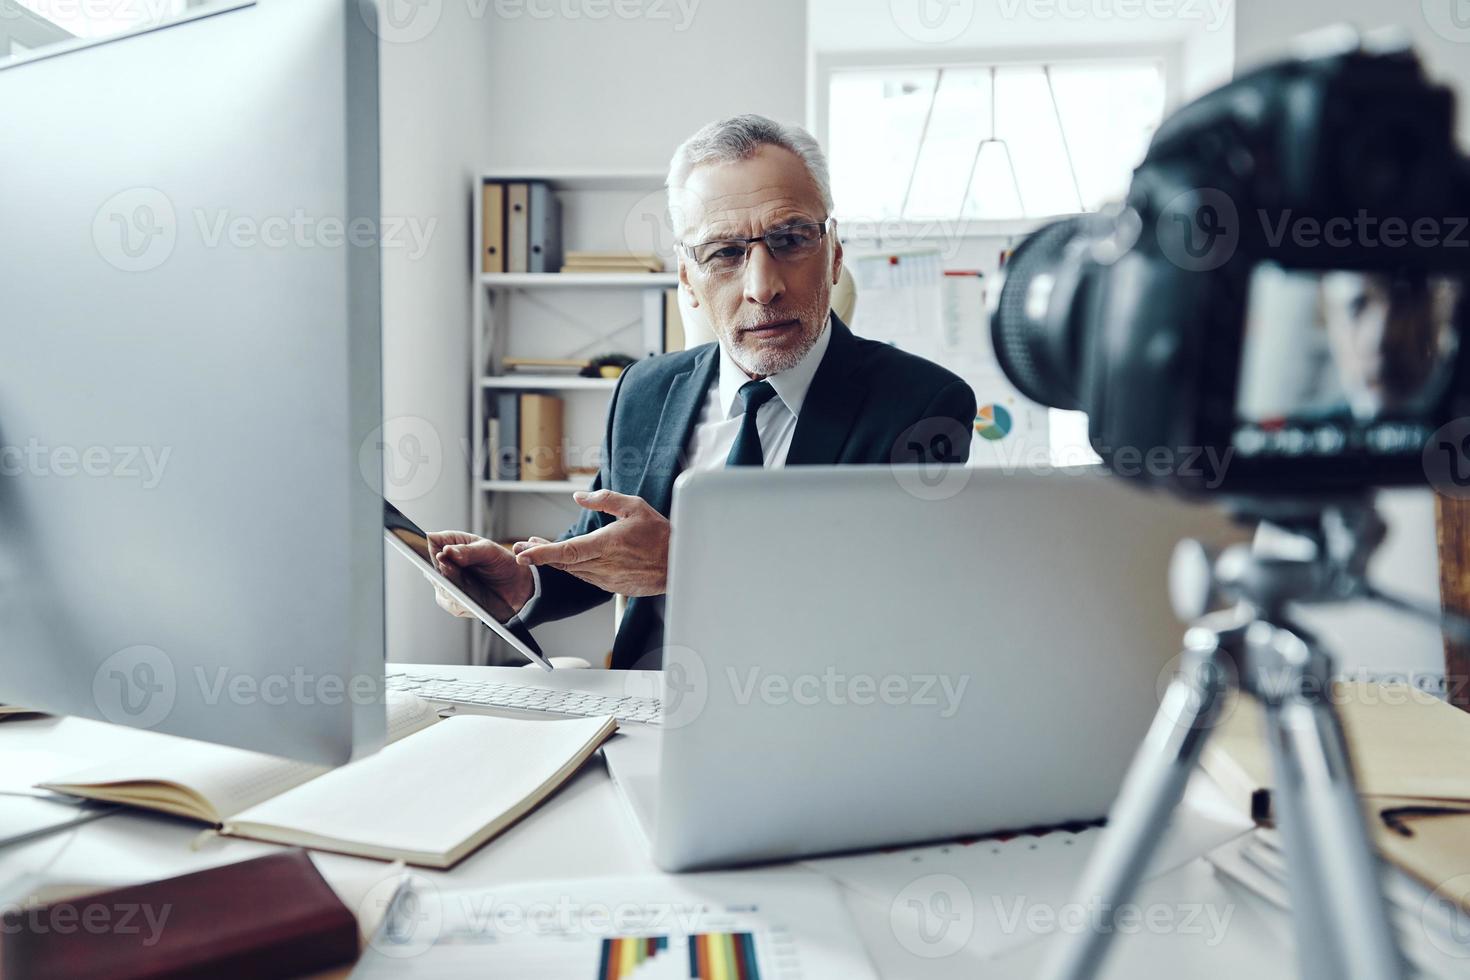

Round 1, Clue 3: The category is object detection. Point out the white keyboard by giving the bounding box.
[385,672,663,725]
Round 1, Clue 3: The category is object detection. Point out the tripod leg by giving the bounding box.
[1265,694,1405,980]
[1260,698,1353,980]
[1041,641,1229,980]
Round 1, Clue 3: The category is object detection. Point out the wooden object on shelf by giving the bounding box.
[519,394,566,482]
[561,250,664,274]
[502,357,589,373]
[481,181,505,273]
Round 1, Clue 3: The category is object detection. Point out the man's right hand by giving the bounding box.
[425,531,537,624]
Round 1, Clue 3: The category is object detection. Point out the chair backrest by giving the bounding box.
[676,263,858,350]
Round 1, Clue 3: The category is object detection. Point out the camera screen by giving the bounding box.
[1233,266,1462,458]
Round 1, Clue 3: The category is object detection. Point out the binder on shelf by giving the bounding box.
[527,181,562,274]
[481,181,506,274]
[642,288,665,358]
[486,417,500,482]
[506,182,531,274]
[519,394,567,482]
[494,393,520,480]
[663,287,684,353]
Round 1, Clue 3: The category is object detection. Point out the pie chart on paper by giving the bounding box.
[975,403,1013,441]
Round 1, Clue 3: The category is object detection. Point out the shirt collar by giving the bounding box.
[717,313,832,420]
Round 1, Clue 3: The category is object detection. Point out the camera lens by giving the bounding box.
[991,216,1099,412]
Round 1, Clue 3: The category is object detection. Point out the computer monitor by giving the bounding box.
[0,0,385,764]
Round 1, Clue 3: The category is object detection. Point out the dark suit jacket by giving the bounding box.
[519,313,977,669]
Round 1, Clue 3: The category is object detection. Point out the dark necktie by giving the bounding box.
[726,380,779,467]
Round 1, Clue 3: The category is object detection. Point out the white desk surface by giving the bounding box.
[0,663,1293,979]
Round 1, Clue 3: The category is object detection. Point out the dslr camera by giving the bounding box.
[991,38,1470,496]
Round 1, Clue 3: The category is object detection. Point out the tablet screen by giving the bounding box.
[383,500,552,671]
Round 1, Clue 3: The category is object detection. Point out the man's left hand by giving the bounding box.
[513,490,671,597]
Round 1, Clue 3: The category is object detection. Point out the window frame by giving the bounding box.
[0,0,251,72]
[812,43,1182,237]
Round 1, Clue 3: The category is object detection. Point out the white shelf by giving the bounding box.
[480,375,618,391]
[479,168,665,192]
[478,479,592,494]
[481,272,677,288]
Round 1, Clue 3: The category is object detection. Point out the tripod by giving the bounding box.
[1040,495,1453,980]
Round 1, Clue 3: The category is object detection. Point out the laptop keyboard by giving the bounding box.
[385,672,663,725]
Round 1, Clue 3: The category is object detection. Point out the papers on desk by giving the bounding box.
[1209,829,1470,979]
[350,871,877,979]
[801,774,1253,963]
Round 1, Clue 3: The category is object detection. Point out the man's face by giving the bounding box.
[675,144,842,378]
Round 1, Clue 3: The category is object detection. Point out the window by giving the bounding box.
[827,59,1166,223]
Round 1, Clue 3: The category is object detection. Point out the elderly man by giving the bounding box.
[429,115,976,669]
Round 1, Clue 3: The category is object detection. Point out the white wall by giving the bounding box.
[378,2,495,666]
[480,0,807,172]
[379,0,807,665]
[1233,0,1466,686]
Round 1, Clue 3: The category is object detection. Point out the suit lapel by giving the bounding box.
[786,314,865,466]
[637,343,719,515]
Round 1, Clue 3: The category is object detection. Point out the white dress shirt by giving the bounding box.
[683,313,832,473]
[518,316,833,622]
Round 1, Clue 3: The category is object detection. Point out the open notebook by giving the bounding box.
[39,695,616,868]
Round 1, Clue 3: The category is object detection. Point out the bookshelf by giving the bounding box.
[470,168,675,664]
[477,479,590,494]
[479,375,617,391]
[481,272,678,288]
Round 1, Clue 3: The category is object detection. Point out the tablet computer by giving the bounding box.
[383,500,552,671]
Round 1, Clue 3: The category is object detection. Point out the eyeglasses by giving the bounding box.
[680,219,832,277]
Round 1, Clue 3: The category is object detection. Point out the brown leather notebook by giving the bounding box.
[0,850,358,980]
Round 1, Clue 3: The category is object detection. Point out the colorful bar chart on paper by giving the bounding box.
[687,931,761,980]
[351,873,879,979]
[595,932,762,980]
[597,935,669,979]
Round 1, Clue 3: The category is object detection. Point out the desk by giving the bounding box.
[0,664,1293,979]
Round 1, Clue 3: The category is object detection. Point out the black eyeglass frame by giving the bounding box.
[678,217,834,272]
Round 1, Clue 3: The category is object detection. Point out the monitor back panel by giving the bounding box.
[0,0,383,763]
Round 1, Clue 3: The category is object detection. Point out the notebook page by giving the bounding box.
[228,714,612,861]
[43,693,438,821]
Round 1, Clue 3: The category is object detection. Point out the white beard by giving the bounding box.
[724,295,830,378]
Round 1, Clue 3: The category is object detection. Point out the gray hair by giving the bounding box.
[666,114,834,237]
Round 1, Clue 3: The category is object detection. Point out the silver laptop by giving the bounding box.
[607,465,1246,872]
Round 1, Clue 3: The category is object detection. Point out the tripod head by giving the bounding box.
[1170,493,1470,644]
